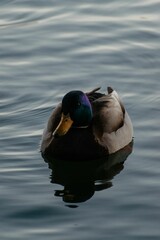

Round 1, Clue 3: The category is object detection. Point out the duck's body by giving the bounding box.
[41,87,133,160]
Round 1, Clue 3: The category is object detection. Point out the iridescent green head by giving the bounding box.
[54,91,93,137]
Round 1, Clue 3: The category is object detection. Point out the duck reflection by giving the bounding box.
[43,141,133,204]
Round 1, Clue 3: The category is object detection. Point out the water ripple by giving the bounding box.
[0,0,160,239]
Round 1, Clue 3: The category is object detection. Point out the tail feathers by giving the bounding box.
[86,87,101,95]
[107,86,114,94]
[110,88,125,115]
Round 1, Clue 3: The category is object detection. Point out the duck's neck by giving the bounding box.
[72,103,93,128]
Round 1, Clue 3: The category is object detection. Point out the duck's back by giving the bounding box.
[91,88,133,154]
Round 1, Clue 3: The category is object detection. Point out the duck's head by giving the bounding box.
[53,91,93,137]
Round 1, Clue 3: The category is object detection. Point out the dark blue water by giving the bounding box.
[0,1,160,239]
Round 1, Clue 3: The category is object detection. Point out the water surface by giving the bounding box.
[0,1,160,239]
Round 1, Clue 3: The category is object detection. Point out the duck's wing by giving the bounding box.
[40,103,62,154]
[92,88,124,134]
[92,88,133,154]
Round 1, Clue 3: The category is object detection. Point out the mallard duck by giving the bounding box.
[41,87,133,160]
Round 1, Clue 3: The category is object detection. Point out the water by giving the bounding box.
[0,0,160,239]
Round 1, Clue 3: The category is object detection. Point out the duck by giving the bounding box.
[40,86,133,160]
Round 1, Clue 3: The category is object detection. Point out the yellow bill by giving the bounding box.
[53,113,73,137]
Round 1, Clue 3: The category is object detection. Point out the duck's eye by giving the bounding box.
[77,102,81,107]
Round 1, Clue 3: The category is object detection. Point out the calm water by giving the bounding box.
[0,0,160,239]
